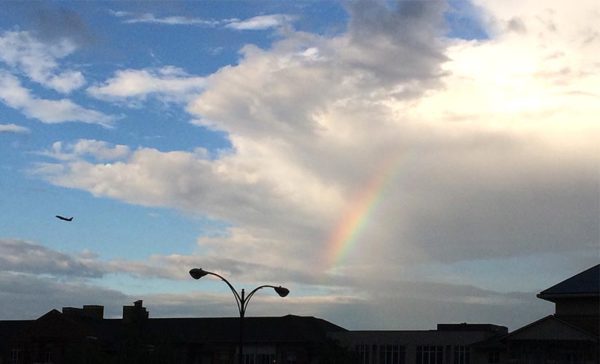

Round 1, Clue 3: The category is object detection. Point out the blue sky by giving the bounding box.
[1,0,598,330]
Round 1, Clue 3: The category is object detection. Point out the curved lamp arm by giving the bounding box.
[189,268,243,313]
[242,285,290,314]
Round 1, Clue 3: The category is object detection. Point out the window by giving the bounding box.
[33,349,53,364]
[285,352,298,364]
[379,344,405,364]
[453,346,470,364]
[488,351,500,363]
[243,352,275,364]
[356,344,371,364]
[256,353,275,364]
[10,349,21,364]
[416,346,443,364]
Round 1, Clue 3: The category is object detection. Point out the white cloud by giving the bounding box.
[0,71,115,126]
[33,0,599,325]
[87,66,206,104]
[0,30,85,93]
[225,14,295,30]
[0,123,30,134]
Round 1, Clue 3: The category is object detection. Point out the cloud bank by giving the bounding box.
[0,238,550,328]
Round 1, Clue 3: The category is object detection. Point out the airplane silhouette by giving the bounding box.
[55,215,73,222]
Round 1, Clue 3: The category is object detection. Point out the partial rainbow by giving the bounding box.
[324,154,402,270]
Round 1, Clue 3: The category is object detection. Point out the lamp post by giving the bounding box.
[189,268,289,364]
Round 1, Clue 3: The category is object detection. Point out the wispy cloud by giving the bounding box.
[0,123,30,134]
[110,10,294,31]
[110,10,220,26]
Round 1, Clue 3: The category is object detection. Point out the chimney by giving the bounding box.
[83,305,104,319]
[62,305,104,320]
[123,300,149,323]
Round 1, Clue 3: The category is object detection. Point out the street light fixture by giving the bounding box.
[189,268,289,364]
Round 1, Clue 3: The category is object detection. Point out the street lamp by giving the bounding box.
[189,268,289,364]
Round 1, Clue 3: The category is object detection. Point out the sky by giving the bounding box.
[0,0,598,331]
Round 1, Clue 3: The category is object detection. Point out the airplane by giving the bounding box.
[55,215,74,222]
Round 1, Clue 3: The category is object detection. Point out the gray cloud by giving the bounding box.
[1,3,95,47]
[0,238,104,278]
[116,277,553,331]
[29,6,95,46]
[0,268,548,331]
[344,0,448,87]
[0,272,127,319]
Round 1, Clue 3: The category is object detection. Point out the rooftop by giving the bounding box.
[537,264,600,300]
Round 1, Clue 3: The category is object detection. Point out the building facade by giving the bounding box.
[330,323,508,364]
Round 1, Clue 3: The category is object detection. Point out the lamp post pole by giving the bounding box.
[189,268,289,364]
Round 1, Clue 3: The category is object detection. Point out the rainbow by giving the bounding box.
[324,155,402,271]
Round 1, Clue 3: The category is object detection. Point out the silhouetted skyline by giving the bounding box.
[0,0,598,331]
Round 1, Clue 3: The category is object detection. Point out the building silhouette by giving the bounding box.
[503,264,599,364]
[0,301,346,364]
[333,264,599,364]
[0,264,597,364]
[331,323,508,364]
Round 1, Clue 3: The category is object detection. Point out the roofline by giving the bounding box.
[537,264,600,297]
[504,315,599,342]
[537,292,600,301]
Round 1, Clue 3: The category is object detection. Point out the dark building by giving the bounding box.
[330,322,508,364]
[0,301,347,364]
[504,264,599,364]
[328,265,599,364]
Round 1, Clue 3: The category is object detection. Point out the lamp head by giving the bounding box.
[189,268,209,280]
[274,286,290,297]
